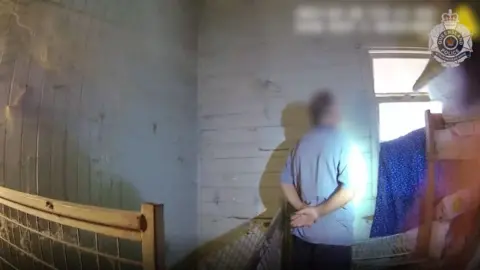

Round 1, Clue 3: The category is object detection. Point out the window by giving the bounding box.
[370,51,443,142]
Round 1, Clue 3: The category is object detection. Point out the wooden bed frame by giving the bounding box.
[354,110,480,269]
[0,186,165,270]
[419,110,480,267]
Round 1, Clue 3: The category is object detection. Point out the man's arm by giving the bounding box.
[280,148,306,211]
[314,185,355,217]
[315,138,356,216]
[281,183,307,210]
[305,138,356,218]
[291,184,355,227]
[291,136,360,227]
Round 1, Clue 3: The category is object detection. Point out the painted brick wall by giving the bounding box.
[198,0,446,245]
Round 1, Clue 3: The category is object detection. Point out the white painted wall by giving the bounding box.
[198,0,446,245]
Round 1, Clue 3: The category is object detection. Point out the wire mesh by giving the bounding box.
[352,232,416,261]
[254,224,283,270]
[0,202,144,270]
[198,210,285,270]
[198,223,268,270]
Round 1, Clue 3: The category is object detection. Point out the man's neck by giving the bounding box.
[316,122,337,128]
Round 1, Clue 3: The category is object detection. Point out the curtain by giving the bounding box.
[370,128,427,237]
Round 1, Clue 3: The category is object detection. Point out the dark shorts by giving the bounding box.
[289,235,352,270]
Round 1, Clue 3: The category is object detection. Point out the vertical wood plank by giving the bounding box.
[13,0,38,196]
[75,13,92,205]
[37,72,54,198]
[0,15,15,188]
[49,7,74,201]
[85,18,102,207]
[65,80,80,203]
[5,30,30,192]
[141,203,165,270]
[65,87,81,202]
[416,110,444,257]
[98,0,116,210]
[20,60,44,195]
[50,82,69,200]
[63,12,86,204]
[76,79,90,204]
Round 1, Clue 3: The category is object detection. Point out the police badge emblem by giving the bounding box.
[429,9,473,67]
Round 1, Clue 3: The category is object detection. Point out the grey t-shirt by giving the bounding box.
[281,126,355,246]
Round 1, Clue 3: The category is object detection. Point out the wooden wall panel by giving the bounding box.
[0,0,200,265]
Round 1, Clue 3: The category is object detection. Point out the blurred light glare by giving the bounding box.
[371,7,390,20]
[395,8,409,17]
[375,22,391,34]
[350,6,363,20]
[329,8,343,20]
[391,22,409,33]
[297,21,324,34]
[296,6,322,19]
[415,7,435,21]
[294,4,437,36]
[379,102,442,142]
[329,22,355,34]
[359,22,370,33]
[413,22,433,34]
[348,143,368,206]
[457,5,479,35]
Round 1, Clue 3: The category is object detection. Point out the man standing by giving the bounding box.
[280,90,356,270]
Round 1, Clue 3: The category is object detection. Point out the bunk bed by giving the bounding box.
[353,110,480,269]
[424,110,480,270]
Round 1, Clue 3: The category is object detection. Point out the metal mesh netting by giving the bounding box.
[0,202,144,270]
[198,212,285,270]
[352,232,416,261]
[253,224,283,270]
[198,224,270,270]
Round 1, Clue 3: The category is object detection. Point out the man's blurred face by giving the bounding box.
[323,103,341,126]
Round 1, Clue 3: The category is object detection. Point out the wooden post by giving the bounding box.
[141,203,165,270]
[416,110,442,258]
[281,202,292,270]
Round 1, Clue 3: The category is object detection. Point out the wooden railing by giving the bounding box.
[0,186,164,270]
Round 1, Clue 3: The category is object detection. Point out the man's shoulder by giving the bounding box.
[321,128,350,142]
[296,127,350,148]
[334,129,351,143]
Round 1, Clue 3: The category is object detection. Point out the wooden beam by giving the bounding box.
[0,185,143,231]
[0,193,141,241]
[416,111,444,258]
[141,203,165,270]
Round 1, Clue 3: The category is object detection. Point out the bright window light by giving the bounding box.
[348,143,368,206]
[372,58,430,93]
[379,101,442,142]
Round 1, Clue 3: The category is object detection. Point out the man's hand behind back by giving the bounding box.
[290,206,321,227]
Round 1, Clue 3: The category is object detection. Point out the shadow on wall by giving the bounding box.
[258,102,311,219]
[170,102,311,270]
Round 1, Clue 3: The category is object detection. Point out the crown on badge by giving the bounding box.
[442,9,459,29]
